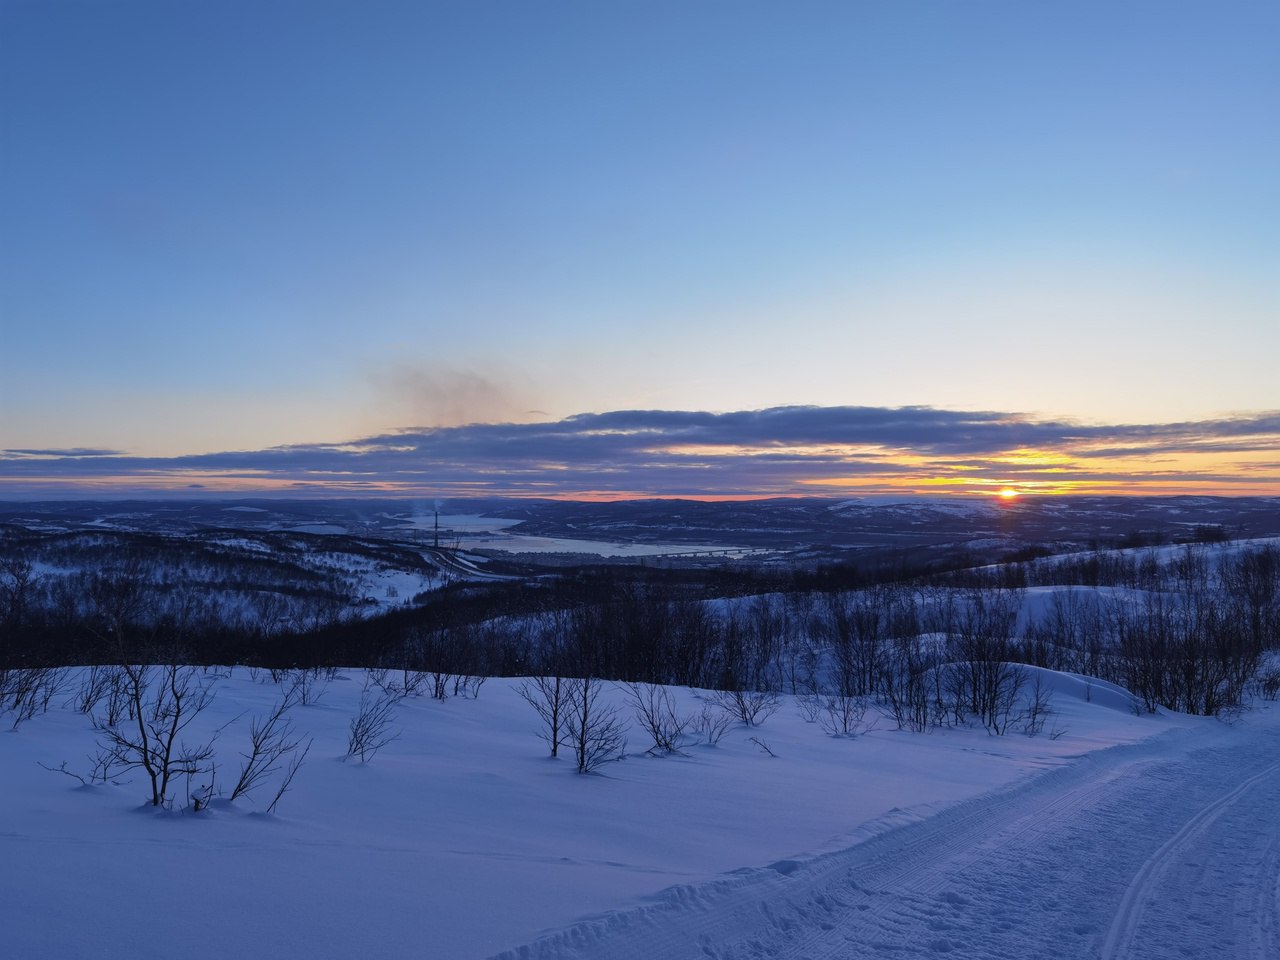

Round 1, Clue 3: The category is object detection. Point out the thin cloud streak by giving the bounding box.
[2,448,127,458]
[1,405,1278,499]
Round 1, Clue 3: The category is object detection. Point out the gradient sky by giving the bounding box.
[2,1,1277,499]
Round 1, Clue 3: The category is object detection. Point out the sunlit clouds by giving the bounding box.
[2,405,1277,500]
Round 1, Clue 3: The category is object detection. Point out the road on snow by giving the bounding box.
[495,705,1280,960]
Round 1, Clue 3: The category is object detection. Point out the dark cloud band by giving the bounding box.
[2,405,1278,497]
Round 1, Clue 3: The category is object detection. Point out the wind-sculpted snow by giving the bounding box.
[494,708,1280,960]
[2,669,1277,959]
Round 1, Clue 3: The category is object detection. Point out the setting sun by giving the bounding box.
[998,488,1020,499]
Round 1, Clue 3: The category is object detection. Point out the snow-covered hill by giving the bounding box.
[7,666,1273,959]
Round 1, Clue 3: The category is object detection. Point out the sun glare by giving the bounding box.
[998,488,1020,499]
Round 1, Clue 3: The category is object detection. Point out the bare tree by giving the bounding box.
[1222,544,1279,649]
[942,586,1027,733]
[518,674,570,758]
[459,674,487,698]
[1020,673,1057,737]
[817,588,892,698]
[565,676,626,774]
[879,634,938,733]
[429,669,454,700]
[92,662,217,808]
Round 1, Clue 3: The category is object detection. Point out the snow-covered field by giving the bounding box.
[6,666,1277,959]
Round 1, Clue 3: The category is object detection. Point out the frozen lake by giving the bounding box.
[393,513,761,558]
[457,533,759,558]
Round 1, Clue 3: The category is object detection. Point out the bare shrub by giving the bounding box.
[3,667,65,729]
[39,749,128,787]
[796,692,823,725]
[346,684,400,762]
[401,669,429,697]
[1259,665,1280,701]
[99,665,133,727]
[71,665,116,714]
[230,689,311,807]
[265,740,311,814]
[624,682,690,755]
[941,659,1027,735]
[707,688,780,727]
[695,702,732,746]
[817,693,875,738]
[286,667,335,706]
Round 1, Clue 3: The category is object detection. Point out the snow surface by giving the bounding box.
[3,669,1277,959]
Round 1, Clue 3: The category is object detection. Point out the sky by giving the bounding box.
[1,0,1277,500]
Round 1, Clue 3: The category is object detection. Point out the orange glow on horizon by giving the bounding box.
[4,427,1280,500]
[3,473,1276,500]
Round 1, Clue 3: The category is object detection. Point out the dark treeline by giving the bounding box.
[0,521,945,670]
[3,526,1279,720]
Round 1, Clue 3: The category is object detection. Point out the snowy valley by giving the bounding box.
[2,505,1279,959]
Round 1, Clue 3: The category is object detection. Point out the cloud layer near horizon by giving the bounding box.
[3,405,1279,499]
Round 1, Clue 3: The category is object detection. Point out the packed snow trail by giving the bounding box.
[493,706,1280,960]
[1100,755,1280,960]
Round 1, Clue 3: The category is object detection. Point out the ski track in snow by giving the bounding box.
[493,715,1280,960]
[1100,756,1280,960]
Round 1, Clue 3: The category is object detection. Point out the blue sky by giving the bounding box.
[2,1,1277,497]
